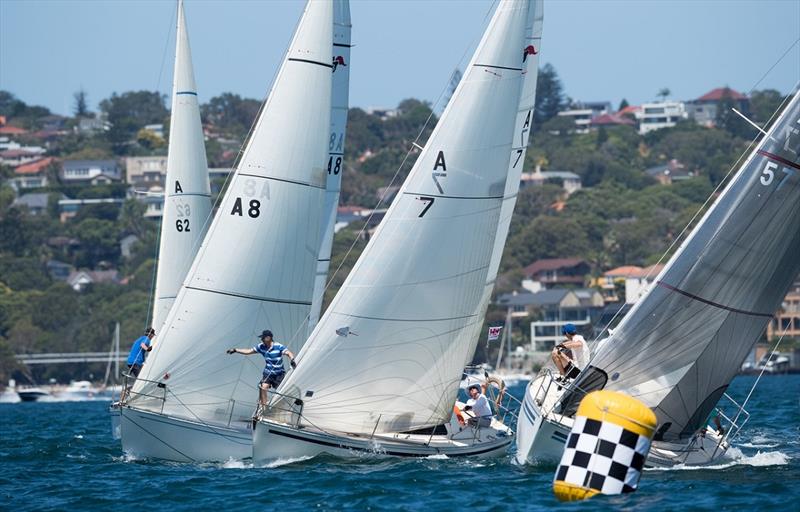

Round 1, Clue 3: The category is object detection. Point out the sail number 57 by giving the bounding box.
[760,160,796,190]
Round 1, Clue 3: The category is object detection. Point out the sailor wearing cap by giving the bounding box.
[463,383,494,428]
[227,329,296,407]
[551,323,589,380]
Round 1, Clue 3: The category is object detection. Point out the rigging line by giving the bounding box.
[122,409,197,462]
[746,37,800,96]
[163,390,252,445]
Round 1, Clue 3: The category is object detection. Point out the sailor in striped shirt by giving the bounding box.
[227,329,296,407]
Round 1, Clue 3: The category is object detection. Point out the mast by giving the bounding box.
[130,0,335,424]
[308,0,352,335]
[586,89,800,441]
[151,0,213,333]
[275,0,538,435]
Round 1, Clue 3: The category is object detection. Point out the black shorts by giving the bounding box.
[564,363,581,379]
[260,372,285,388]
[128,364,142,377]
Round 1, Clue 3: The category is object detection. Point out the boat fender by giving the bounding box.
[483,375,506,407]
[453,405,466,426]
[552,390,657,502]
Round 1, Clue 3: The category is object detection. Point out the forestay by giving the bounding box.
[152,0,213,333]
[274,0,534,435]
[309,1,352,335]
[588,89,800,441]
[131,0,334,424]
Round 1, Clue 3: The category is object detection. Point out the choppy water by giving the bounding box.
[1,375,797,511]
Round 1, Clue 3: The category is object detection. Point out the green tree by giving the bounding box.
[200,93,261,139]
[534,63,565,127]
[99,91,168,149]
[618,98,629,111]
[749,89,785,126]
[73,88,90,117]
[657,88,671,101]
[71,218,121,268]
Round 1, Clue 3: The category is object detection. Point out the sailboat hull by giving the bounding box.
[515,376,731,468]
[119,406,252,462]
[253,419,513,463]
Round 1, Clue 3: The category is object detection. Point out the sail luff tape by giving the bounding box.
[553,390,657,502]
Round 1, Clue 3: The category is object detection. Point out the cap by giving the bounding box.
[562,323,577,335]
[144,327,156,336]
[468,384,481,392]
[258,329,273,339]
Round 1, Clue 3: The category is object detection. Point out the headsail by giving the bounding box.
[588,89,800,441]
[309,0,352,334]
[274,0,536,435]
[131,0,334,425]
[152,0,213,332]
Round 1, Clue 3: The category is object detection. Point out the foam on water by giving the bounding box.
[425,454,449,460]
[257,455,315,468]
[220,458,252,469]
[647,449,790,472]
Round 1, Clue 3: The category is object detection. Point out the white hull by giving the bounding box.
[253,416,513,463]
[515,373,730,468]
[119,406,252,462]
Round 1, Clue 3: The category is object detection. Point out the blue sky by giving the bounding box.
[1,0,798,116]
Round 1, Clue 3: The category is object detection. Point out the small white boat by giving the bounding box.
[57,381,112,401]
[16,387,51,402]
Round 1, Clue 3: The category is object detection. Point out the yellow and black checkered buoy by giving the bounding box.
[553,390,657,501]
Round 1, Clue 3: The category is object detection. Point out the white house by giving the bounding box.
[636,101,688,134]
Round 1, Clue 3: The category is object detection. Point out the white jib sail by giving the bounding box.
[308,0,352,335]
[151,0,213,333]
[588,89,800,441]
[275,0,533,435]
[132,0,334,425]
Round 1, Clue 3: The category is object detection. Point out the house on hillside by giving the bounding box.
[11,192,60,216]
[11,157,55,190]
[594,265,644,303]
[126,156,168,191]
[120,234,140,259]
[0,148,46,167]
[497,288,604,351]
[67,269,121,292]
[521,258,590,292]
[686,87,749,127]
[46,260,75,281]
[0,126,28,136]
[61,160,121,185]
[58,197,125,222]
[520,166,582,195]
[636,101,688,134]
[590,112,636,128]
[645,159,694,185]
[623,264,665,304]
[766,277,800,341]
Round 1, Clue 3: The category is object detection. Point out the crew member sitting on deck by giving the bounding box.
[551,323,589,380]
[463,383,493,428]
[227,329,296,408]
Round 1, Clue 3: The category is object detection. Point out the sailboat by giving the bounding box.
[119,0,341,463]
[253,0,543,462]
[516,87,800,467]
[309,1,352,335]
[110,0,211,439]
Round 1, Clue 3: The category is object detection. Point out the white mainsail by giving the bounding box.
[275,0,534,436]
[308,1,352,334]
[131,0,334,425]
[587,89,800,441]
[151,0,213,333]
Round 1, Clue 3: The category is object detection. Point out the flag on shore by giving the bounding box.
[487,325,503,342]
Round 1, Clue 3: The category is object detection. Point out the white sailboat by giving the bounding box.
[152,0,213,334]
[253,0,543,462]
[110,0,210,439]
[309,0,352,335]
[119,0,338,462]
[516,87,800,467]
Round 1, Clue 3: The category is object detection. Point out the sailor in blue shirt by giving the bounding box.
[126,327,155,377]
[227,330,296,407]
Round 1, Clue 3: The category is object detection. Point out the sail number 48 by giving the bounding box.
[761,160,796,190]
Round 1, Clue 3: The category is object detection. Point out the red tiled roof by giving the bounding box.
[15,157,56,175]
[627,264,666,279]
[0,126,28,135]
[617,105,641,115]
[523,258,588,277]
[696,87,747,102]
[603,265,643,278]
[591,113,635,126]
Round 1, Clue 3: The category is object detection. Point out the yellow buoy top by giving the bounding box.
[576,390,658,438]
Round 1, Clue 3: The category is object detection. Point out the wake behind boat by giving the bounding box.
[254,0,544,463]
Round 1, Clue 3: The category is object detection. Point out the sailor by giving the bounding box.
[227,330,296,408]
[551,323,589,380]
[126,327,155,378]
[463,383,493,428]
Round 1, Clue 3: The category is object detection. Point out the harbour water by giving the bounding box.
[1,374,797,511]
